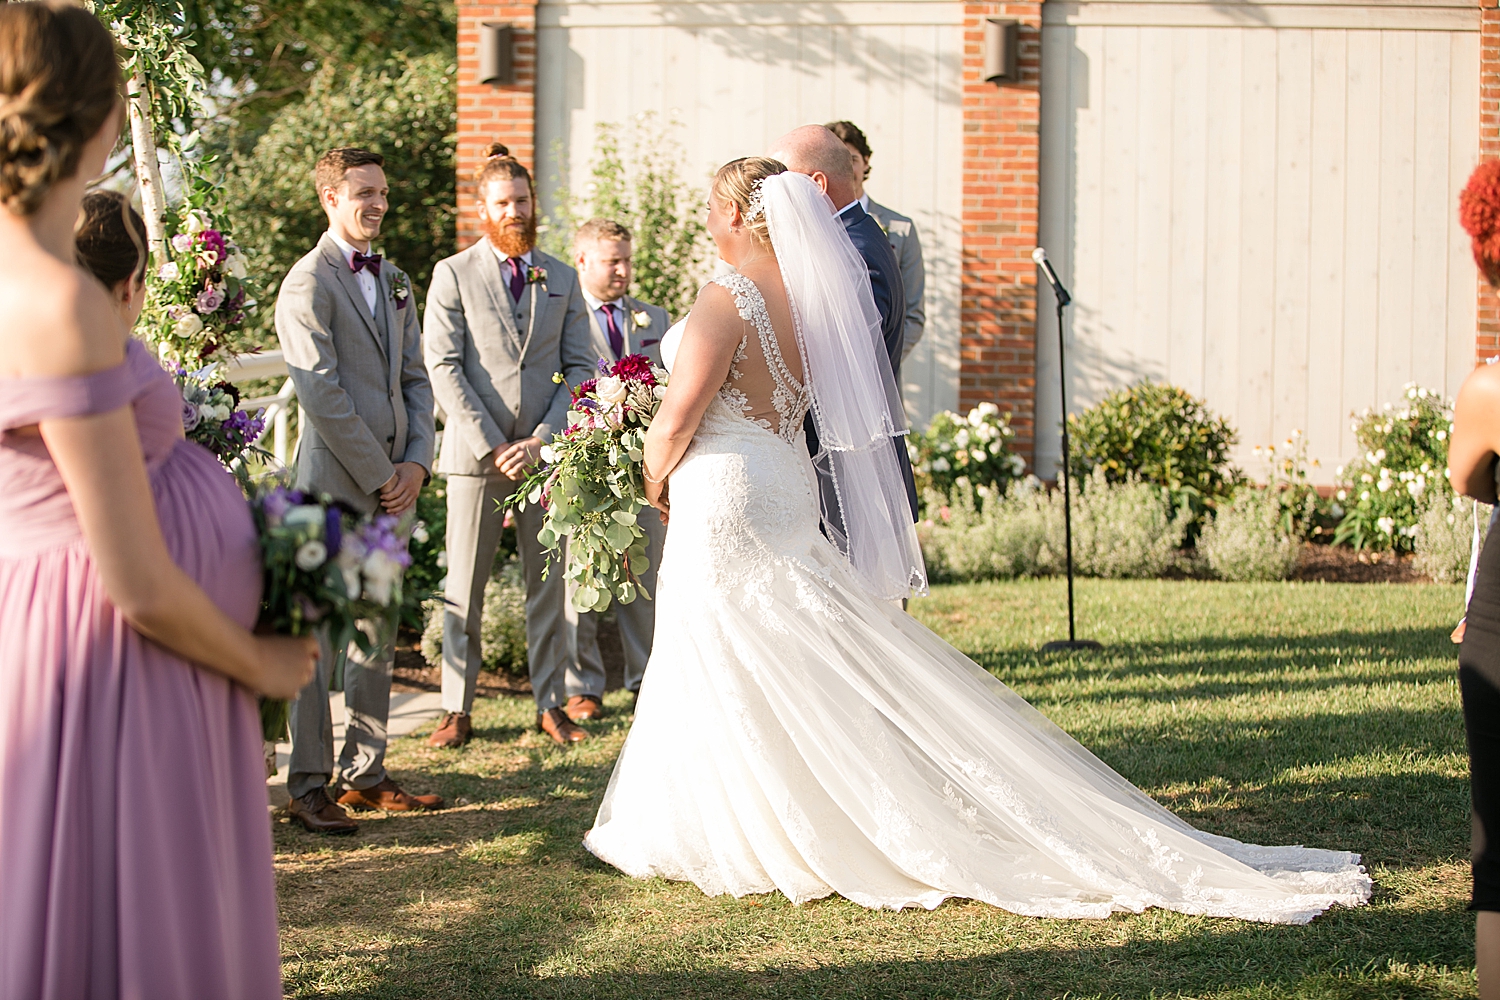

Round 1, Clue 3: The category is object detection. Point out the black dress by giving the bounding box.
[1460,499,1500,910]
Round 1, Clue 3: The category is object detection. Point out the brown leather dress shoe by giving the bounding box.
[538,707,588,744]
[337,778,445,812]
[428,711,472,748]
[564,695,605,722]
[288,787,359,835]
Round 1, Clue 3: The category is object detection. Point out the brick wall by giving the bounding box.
[1481,1,1500,360]
[456,1,539,249]
[959,2,1042,464]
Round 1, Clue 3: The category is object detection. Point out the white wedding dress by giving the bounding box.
[584,275,1371,925]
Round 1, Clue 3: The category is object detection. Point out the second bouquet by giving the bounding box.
[252,485,412,742]
[513,354,668,613]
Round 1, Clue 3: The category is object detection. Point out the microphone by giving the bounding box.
[1032,247,1071,307]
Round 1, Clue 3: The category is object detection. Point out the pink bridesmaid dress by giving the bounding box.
[0,338,281,998]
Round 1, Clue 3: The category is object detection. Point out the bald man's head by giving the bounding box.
[769,124,858,209]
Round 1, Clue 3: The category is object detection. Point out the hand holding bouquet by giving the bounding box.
[253,485,413,741]
[513,354,668,613]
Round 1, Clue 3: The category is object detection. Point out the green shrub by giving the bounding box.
[1067,469,1192,578]
[1252,430,1338,541]
[540,114,708,322]
[1333,384,1452,552]
[219,52,458,349]
[421,557,528,678]
[908,402,1025,508]
[1413,490,1491,584]
[918,469,1189,583]
[1067,382,1239,526]
[918,480,1054,583]
[1197,489,1300,582]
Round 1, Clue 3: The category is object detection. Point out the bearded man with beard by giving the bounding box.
[423,144,597,747]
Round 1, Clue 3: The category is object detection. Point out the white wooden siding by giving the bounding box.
[1037,7,1479,483]
[535,0,965,425]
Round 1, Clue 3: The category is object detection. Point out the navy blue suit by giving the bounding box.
[803,201,920,522]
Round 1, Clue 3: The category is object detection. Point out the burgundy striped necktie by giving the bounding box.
[604,303,624,359]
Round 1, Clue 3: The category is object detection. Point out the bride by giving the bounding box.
[582,157,1371,923]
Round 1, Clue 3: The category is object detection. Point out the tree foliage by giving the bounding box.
[182,0,456,135]
[220,53,458,347]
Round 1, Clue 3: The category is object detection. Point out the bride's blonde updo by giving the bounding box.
[0,1,121,216]
[713,156,786,246]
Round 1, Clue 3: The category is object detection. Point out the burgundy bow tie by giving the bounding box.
[351,250,382,276]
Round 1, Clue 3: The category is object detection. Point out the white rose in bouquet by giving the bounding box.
[595,376,628,405]
[227,251,248,280]
[174,312,205,340]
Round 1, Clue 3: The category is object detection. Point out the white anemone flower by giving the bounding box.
[294,540,327,571]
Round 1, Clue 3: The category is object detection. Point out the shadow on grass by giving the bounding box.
[973,627,1455,698]
[279,863,1474,1000]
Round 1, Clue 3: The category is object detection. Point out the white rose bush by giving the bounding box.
[251,485,414,741]
[1332,384,1452,551]
[907,402,1025,507]
[512,354,668,612]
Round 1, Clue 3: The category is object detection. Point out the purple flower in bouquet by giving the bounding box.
[170,233,194,254]
[612,353,657,385]
[198,230,226,267]
[181,398,202,432]
[195,284,225,315]
[262,486,299,526]
[597,358,612,375]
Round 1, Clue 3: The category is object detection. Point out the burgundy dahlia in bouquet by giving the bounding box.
[253,485,413,742]
[512,353,668,612]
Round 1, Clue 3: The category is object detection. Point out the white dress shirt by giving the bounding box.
[328,230,378,317]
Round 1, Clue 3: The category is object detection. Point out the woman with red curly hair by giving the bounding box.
[1451,159,1500,998]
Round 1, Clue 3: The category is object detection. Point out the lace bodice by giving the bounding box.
[711,274,812,444]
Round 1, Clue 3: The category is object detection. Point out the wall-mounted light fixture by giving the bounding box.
[983,19,1020,85]
[479,22,514,86]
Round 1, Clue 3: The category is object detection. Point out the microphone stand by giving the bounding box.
[1035,254,1101,655]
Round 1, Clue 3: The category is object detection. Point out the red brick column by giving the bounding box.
[456,1,538,249]
[960,2,1042,465]
[1481,2,1500,361]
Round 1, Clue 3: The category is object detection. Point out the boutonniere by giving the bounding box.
[391,272,411,311]
[526,264,547,286]
[632,309,651,329]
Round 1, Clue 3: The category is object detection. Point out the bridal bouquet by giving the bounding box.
[513,354,668,612]
[173,363,267,469]
[253,485,412,742]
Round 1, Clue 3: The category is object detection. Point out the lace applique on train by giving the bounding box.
[711,273,812,443]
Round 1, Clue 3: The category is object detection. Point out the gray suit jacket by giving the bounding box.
[276,233,435,514]
[867,198,927,361]
[584,294,671,370]
[424,242,596,477]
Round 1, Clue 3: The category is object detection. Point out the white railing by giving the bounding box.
[222,350,295,467]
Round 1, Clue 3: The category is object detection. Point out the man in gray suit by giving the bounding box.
[276,147,443,835]
[567,218,672,715]
[827,121,927,361]
[423,144,597,748]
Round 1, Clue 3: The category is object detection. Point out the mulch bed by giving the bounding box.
[1291,543,1427,584]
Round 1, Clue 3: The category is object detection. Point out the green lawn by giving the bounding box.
[275,579,1477,999]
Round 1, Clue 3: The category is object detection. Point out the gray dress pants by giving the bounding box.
[287,618,393,799]
[570,510,666,695]
[440,474,578,714]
